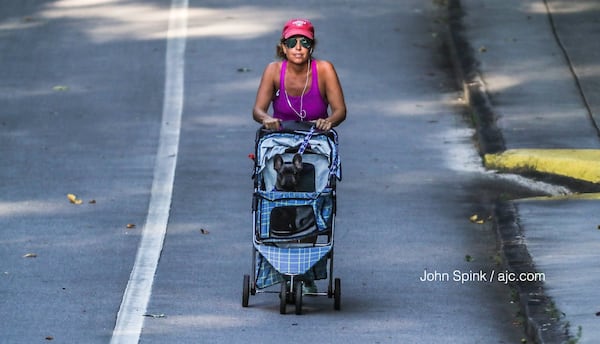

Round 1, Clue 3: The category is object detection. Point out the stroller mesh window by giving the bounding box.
[256,190,333,241]
[297,162,315,192]
[270,205,316,238]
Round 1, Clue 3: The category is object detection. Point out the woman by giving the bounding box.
[253,18,346,131]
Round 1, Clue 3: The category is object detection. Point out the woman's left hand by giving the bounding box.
[314,118,333,131]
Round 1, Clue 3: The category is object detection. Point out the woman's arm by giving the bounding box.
[252,62,281,130]
[315,60,346,131]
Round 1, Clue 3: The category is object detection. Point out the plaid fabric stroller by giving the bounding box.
[242,121,342,314]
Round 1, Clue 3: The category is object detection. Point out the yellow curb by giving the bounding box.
[484,149,600,184]
[518,193,600,201]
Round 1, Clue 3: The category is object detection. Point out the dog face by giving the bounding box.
[273,153,303,191]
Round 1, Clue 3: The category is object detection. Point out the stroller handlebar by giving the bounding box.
[257,120,337,139]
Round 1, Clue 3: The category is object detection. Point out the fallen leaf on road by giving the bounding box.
[67,193,83,205]
[465,254,473,262]
[469,214,485,224]
[126,224,136,229]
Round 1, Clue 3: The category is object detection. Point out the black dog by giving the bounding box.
[273,153,303,191]
[271,153,306,236]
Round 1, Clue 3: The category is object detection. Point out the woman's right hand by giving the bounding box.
[262,117,281,130]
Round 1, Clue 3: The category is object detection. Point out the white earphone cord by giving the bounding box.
[284,59,310,120]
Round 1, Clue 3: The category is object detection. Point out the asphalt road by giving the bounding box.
[1,1,530,343]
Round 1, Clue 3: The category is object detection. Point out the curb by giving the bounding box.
[444,1,571,343]
[485,149,600,184]
[445,0,505,156]
[493,202,569,343]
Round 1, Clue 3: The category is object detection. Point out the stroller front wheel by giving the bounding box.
[242,274,250,307]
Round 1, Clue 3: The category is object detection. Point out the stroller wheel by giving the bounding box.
[242,274,250,307]
[279,282,287,314]
[294,282,303,315]
[334,278,341,311]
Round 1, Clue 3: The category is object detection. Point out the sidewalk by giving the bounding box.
[447,0,600,343]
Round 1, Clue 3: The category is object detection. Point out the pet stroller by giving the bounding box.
[242,121,342,315]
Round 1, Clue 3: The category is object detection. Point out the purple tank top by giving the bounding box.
[273,60,329,121]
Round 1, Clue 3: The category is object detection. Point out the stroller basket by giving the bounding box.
[255,189,334,243]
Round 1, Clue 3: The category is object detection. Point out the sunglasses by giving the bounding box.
[284,36,313,49]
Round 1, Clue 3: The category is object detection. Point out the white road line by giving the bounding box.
[110,1,188,343]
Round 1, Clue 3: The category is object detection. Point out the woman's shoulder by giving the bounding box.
[266,61,283,71]
[262,61,283,79]
[315,59,332,68]
[315,60,338,78]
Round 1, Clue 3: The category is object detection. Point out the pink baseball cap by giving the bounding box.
[282,18,315,40]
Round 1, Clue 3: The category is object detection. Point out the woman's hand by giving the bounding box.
[314,118,333,131]
[262,117,281,130]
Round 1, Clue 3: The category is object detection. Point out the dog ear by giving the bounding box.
[273,154,284,171]
[292,154,303,171]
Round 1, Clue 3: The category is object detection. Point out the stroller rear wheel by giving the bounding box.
[279,282,287,314]
[242,274,250,307]
[294,282,303,315]
[333,278,341,311]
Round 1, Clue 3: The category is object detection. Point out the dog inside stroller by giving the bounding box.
[242,121,342,315]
